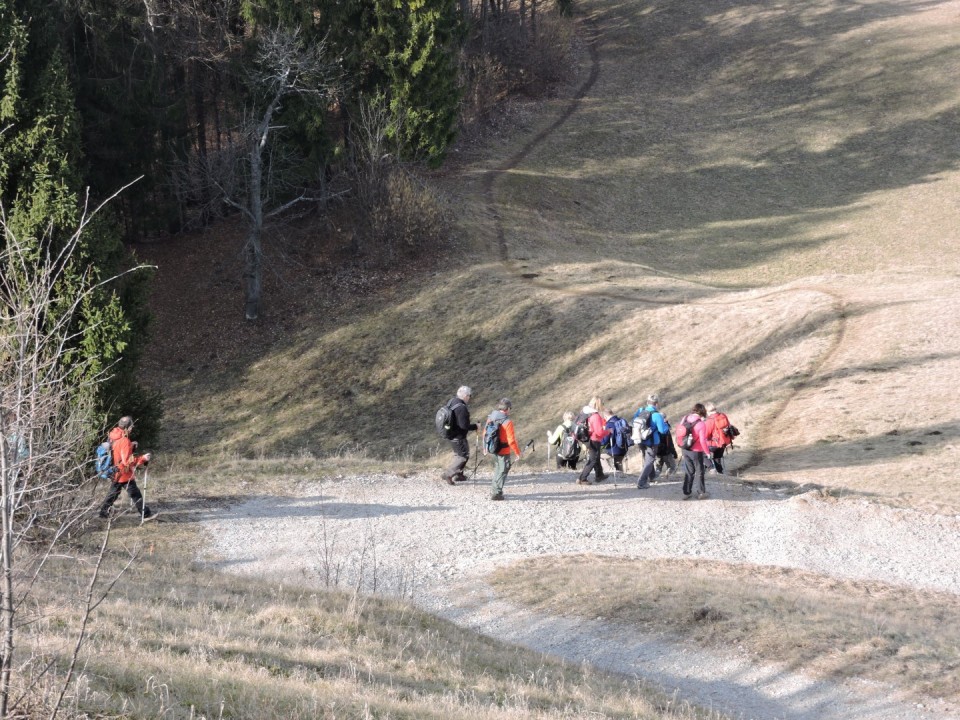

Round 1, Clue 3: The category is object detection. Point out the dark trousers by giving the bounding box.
[682,449,707,496]
[637,445,657,486]
[100,479,145,515]
[711,446,726,474]
[579,440,607,482]
[444,437,470,480]
[556,450,580,470]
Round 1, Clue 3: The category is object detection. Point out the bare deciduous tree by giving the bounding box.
[0,199,140,718]
[207,28,341,320]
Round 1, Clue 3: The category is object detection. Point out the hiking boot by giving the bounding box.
[697,492,709,500]
[441,474,455,486]
[98,510,110,519]
[141,509,159,522]
[636,482,650,490]
[682,493,693,500]
[595,475,607,483]
[491,493,504,501]
[577,478,593,485]
[453,473,467,483]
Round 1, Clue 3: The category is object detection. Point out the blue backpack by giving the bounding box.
[484,417,505,454]
[95,441,115,480]
[606,416,631,455]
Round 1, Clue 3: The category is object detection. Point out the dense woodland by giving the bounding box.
[1,0,574,440]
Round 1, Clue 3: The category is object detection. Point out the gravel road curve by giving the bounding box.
[200,468,960,720]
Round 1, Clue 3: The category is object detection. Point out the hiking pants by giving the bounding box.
[711,447,726,474]
[681,449,707,496]
[579,440,607,482]
[556,451,579,470]
[655,453,677,477]
[100,479,146,515]
[444,437,470,481]
[491,454,511,497]
[637,445,657,487]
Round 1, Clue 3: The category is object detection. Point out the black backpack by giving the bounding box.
[558,427,579,459]
[434,399,461,439]
[573,412,591,443]
[679,418,697,450]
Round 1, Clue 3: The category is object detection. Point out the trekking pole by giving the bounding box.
[471,430,482,484]
[139,466,149,526]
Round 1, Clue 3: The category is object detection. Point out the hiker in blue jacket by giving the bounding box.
[633,393,670,490]
[602,410,631,475]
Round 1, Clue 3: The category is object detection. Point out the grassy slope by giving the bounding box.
[141,0,960,512]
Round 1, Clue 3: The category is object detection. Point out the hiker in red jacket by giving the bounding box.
[677,403,710,500]
[704,402,734,475]
[577,396,610,485]
[98,416,156,521]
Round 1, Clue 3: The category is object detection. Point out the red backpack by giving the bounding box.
[712,413,739,447]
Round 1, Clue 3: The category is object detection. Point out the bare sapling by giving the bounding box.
[0,192,145,718]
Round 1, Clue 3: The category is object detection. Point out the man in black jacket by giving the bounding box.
[441,386,478,484]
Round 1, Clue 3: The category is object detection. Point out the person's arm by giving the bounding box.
[548,424,565,445]
[654,411,669,435]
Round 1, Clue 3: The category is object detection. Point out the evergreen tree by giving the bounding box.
[0,0,160,442]
[371,0,462,164]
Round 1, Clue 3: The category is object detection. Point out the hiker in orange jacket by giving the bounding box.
[98,416,156,521]
[485,398,522,501]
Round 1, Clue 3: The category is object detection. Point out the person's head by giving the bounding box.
[117,416,134,434]
[692,403,706,418]
[457,386,473,402]
[589,395,604,412]
[647,393,660,407]
[705,402,717,416]
[497,398,512,413]
[563,410,575,423]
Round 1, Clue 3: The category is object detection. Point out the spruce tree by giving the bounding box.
[0,0,159,441]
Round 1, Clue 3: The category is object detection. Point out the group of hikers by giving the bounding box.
[438,387,738,501]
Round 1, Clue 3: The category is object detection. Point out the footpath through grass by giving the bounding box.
[490,555,960,702]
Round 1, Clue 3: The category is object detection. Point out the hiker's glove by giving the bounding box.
[142,453,151,464]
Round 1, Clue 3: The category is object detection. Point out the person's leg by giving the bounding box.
[99,482,123,517]
[593,442,607,480]
[681,449,695,497]
[578,442,599,483]
[662,453,677,477]
[443,437,469,483]
[491,454,510,498]
[695,452,707,495]
[638,445,656,488]
[124,478,146,513]
[712,447,725,474]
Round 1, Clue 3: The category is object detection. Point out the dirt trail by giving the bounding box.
[199,471,960,720]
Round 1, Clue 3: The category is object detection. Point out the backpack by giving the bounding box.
[573,412,591,443]
[712,412,736,447]
[95,440,115,480]
[558,427,579,460]
[483,417,505,454]
[434,399,458,439]
[678,418,697,450]
[632,409,654,445]
[608,416,631,455]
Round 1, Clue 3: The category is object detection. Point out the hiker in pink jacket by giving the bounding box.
[677,403,710,500]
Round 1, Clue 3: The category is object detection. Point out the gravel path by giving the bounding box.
[200,468,960,720]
